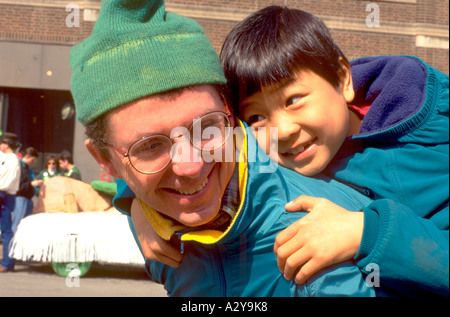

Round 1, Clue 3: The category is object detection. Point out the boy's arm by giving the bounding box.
[356,199,449,296]
[279,195,449,296]
[130,198,183,267]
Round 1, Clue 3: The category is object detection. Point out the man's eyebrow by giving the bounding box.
[131,110,215,140]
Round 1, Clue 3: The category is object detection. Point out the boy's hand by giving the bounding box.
[131,198,183,268]
[274,195,364,284]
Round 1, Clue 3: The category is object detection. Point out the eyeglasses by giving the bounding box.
[105,111,232,174]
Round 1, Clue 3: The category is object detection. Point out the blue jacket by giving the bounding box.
[114,122,385,297]
[326,56,449,296]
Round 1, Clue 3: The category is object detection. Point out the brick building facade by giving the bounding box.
[0,0,448,181]
[1,0,448,72]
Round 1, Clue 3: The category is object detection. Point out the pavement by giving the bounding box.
[0,244,167,297]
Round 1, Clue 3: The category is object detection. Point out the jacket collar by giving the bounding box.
[350,55,428,139]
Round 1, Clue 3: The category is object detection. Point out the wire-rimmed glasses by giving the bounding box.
[105,111,232,174]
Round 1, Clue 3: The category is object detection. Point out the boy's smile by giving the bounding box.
[282,137,318,164]
[240,66,358,176]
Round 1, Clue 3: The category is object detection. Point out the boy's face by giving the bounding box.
[239,68,356,176]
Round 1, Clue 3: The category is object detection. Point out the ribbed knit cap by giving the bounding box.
[70,0,227,125]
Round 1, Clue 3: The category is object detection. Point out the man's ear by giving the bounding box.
[338,57,355,104]
[85,139,122,179]
[224,100,237,128]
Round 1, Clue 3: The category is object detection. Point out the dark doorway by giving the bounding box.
[1,87,75,171]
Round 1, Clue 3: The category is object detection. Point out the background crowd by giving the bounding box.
[0,131,82,272]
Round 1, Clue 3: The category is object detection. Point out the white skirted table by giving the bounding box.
[9,209,145,277]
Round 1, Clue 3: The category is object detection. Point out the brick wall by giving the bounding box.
[0,0,448,73]
[0,4,94,44]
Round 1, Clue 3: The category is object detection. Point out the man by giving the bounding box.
[12,147,39,233]
[58,150,82,181]
[70,0,385,296]
[0,132,21,272]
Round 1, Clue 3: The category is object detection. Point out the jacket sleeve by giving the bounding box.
[115,179,163,284]
[297,261,377,297]
[355,199,449,296]
[0,155,21,194]
[349,57,449,296]
[125,214,161,283]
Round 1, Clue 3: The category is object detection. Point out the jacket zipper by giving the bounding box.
[173,231,186,254]
[213,245,226,296]
[174,230,226,296]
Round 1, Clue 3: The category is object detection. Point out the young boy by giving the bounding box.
[220,6,448,296]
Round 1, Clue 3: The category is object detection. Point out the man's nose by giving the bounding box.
[170,141,205,178]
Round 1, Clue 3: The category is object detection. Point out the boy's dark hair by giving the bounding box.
[220,5,348,116]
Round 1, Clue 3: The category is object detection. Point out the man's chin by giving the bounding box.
[176,209,220,228]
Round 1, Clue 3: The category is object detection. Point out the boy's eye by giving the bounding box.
[246,115,265,126]
[286,96,302,107]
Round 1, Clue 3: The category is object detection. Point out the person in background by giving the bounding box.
[34,154,61,187]
[0,132,21,272]
[58,150,82,181]
[11,147,39,233]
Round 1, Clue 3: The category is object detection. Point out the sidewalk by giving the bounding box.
[0,243,167,297]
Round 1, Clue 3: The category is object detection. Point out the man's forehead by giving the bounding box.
[105,85,226,141]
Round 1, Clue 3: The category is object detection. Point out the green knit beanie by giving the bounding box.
[70,0,227,126]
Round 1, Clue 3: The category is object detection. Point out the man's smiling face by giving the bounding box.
[103,85,236,227]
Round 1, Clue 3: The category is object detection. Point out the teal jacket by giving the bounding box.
[327,56,449,296]
[114,123,385,297]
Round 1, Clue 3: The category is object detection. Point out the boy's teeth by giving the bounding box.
[289,146,305,155]
[177,178,208,195]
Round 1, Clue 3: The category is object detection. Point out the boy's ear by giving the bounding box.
[338,57,355,104]
[84,139,122,179]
